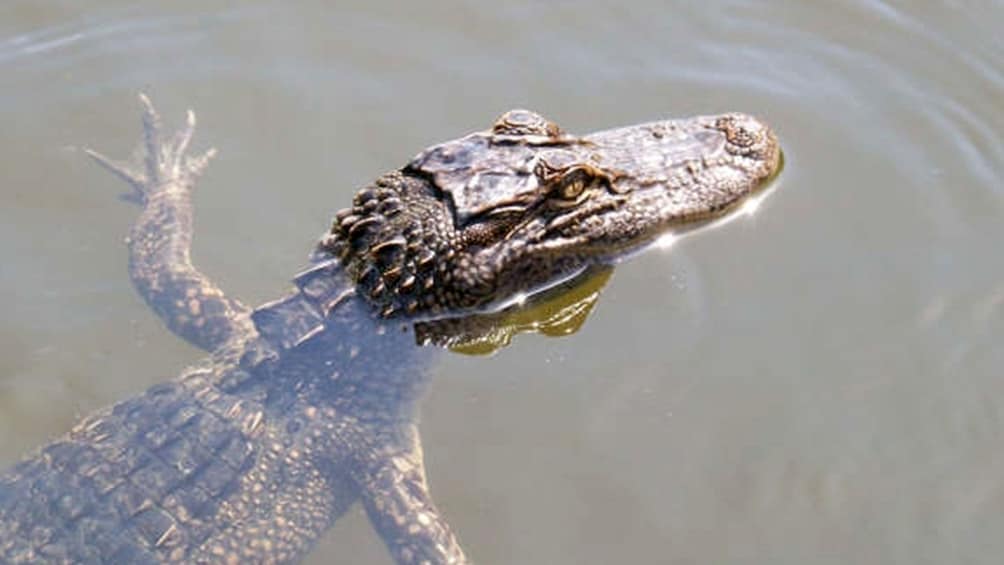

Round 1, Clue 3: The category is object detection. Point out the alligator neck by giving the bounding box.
[240,257,438,424]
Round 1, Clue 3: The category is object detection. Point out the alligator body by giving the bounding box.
[0,97,780,563]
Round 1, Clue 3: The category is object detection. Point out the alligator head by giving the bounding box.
[319,109,781,320]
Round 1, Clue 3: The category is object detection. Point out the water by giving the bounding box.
[1,1,1001,563]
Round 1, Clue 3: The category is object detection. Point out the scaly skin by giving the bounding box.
[0,96,780,563]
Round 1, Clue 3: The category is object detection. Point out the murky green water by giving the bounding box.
[1,2,1001,563]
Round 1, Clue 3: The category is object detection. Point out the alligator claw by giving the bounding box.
[85,93,216,205]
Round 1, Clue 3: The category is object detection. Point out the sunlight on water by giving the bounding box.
[654,180,779,253]
[740,191,765,217]
[654,232,678,249]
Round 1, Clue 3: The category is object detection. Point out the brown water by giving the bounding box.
[1,2,1001,563]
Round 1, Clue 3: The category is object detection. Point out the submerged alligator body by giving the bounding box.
[0,97,780,563]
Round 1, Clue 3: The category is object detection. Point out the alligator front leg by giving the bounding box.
[356,424,468,564]
[87,95,253,352]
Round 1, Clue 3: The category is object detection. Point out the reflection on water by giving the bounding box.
[417,266,614,356]
[0,1,1001,563]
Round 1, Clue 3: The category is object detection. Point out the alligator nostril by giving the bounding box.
[715,115,762,148]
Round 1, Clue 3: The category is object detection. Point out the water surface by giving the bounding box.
[1,2,1001,563]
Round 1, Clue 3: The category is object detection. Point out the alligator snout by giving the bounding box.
[712,113,782,181]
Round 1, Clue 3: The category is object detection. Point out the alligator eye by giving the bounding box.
[534,153,608,202]
[541,166,603,203]
[492,109,563,138]
[555,169,590,200]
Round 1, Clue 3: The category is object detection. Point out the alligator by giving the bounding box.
[0,96,781,564]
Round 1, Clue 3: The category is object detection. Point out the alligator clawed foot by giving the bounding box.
[85,93,217,204]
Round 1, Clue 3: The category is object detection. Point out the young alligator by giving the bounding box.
[0,97,781,564]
